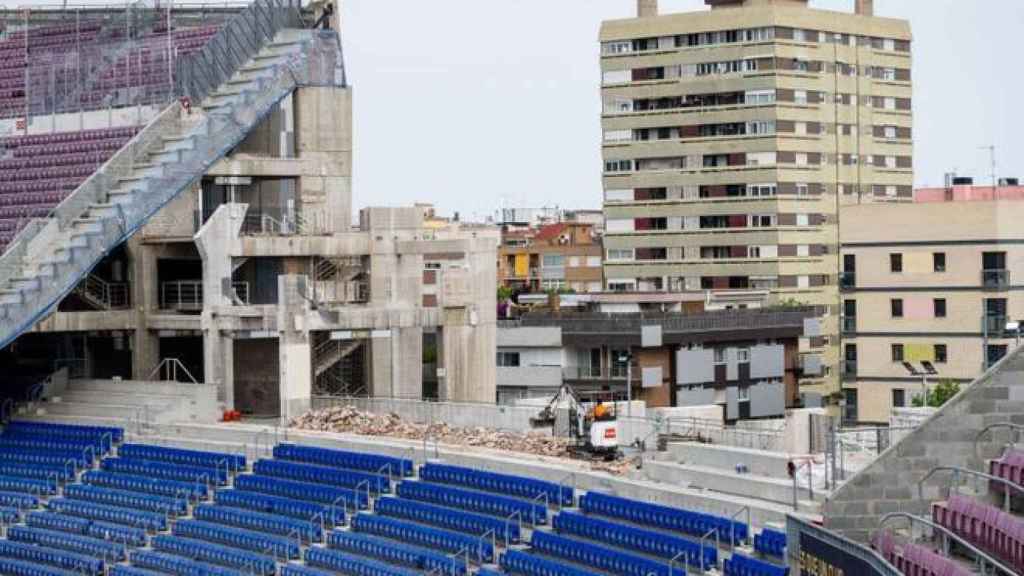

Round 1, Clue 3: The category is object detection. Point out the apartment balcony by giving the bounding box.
[982,269,1010,290]
[842,316,857,335]
[841,361,858,382]
[983,315,1010,337]
[839,272,856,291]
[563,366,628,381]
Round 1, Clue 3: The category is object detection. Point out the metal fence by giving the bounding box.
[787,515,901,576]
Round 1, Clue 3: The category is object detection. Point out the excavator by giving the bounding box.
[530,384,620,460]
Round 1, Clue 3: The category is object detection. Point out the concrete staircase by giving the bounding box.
[0,1,317,350]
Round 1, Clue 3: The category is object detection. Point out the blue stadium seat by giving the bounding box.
[0,505,19,523]
[754,529,787,558]
[500,550,595,576]
[193,504,322,543]
[101,458,228,485]
[0,438,106,457]
[47,498,167,532]
[82,470,208,501]
[5,421,123,444]
[64,484,187,516]
[173,520,300,560]
[234,474,369,510]
[274,444,413,477]
[530,530,685,576]
[110,566,165,576]
[25,511,148,547]
[0,556,82,576]
[0,490,39,509]
[352,512,494,563]
[554,511,716,568]
[397,481,546,524]
[327,529,466,575]
[130,550,245,576]
[7,525,127,562]
[0,538,104,574]
[0,474,56,495]
[0,463,72,483]
[118,444,245,473]
[477,569,507,576]
[375,496,520,543]
[580,491,748,545]
[420,463,573,506]
[253,459,389,495]
[281,565,334,576]
[723,552,789,576]
[215,488,344,525]
[0,448,86,469]
[152,535,275,576]
[305,546,420,576]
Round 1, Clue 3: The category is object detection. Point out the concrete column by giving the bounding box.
[277,275,312,420]
[202,329,234,408]
[370,334,393,398]
[132,330,160,381]
[441,311,497,404]
[127,237,159,380]
[392,326,423,399]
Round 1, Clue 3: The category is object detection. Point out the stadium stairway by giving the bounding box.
[0,0,335,351]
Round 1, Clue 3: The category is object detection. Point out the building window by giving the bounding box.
[934,252,946,272]
[748,183,777,197]
[737,386,750,401]
[892,389,906,408]
[737,348,751,363]
[586,256,602,267]
[890,253,903,273]
[604,159,634,173]
[934,344,948,364]
[606,249,634,262]
[891,344,904,362]
[714,348,726,364]
[891,299,904,318]
[540,279,566,291]
[934,298,947,318]
[542,255,564,268]
[796,183,809,196]
[496,352,521,367]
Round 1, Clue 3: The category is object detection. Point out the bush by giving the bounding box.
[912,380,961,407]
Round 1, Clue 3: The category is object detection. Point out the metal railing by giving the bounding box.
[839,271,856,290]
[918,466,1024,513]
[981,269,1010,289]
[974,422,1024,462]
[842,316,857,334]
[788,516,900,576]
[876,513,1016,576]
[148,358,199,384]
[160,280,203,310]
[174,0,303,103]
[76,273,130,310]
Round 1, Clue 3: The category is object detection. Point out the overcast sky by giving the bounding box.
[340,0,1022,220]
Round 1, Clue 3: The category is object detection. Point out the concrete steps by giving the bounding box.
[644,460,822,511]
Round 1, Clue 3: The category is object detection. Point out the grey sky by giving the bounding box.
[341,0,1023,219]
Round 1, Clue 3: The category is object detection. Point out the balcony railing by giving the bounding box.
[562,366,629,381]
[982,269,1010,290]
[983,315,1010,337]
[842,361,858,381]
[840,272,856,291]
[161,281,251,310]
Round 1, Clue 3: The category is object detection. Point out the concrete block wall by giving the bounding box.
[823,348,1024,542]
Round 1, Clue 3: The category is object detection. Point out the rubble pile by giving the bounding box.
[289,405,573,458]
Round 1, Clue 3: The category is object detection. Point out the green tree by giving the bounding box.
[497,285,514,302]
[912,379,961,408]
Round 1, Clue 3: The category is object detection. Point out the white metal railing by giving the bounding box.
[76,273,130,310]
[160,280,203,310]
[148,358,198,384]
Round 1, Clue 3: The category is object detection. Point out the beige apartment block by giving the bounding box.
[840,198,1024,424]
[599,0,912,398]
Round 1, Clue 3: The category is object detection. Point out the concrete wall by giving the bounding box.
[824,347,1024,542]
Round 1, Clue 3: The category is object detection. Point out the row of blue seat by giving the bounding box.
[375,496,520,543]
[234,474,369,510]
[101,458,228,485]
[0,505,19,523]
[754,529,786,558]
[352,512,494,563]
[119,444,246,473]
[173,520,301,560]
[274,444,414,477]
[193,504,322,543]
[82,470,208,501]
[554,511,716,568]
[397,481,546,524]
[0,448,86,469]
[327,529,466,575]
[215,488,343,525]
[0,538,104,575]
[421,463,574,506]
[282,565,335,576]
[477,569,506,576]
[724,552,789,576]
[111,566,166,576]
[0,556,79,576]
[2,432,107,453]
[152,535,276,576]
[254,459,390,495]
[0,490,38,509]
[500,550,595,576]
[6,421,123,444]
[580,492,748,545]
[530,530,685,576]
[305,546,420,576]
[130,550,244,576]
[7,525,127,562]
[0,474,56,495]
[26,511,148,547]
[0,463,71,483]
[0,438,106,457]
[47,498,167,532]
[65,484,187,516]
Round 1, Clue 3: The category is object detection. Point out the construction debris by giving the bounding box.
[288,405,630,474]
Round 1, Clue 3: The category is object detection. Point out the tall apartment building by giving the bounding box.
[840,182,1024,424]
[599,0,912,397]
